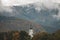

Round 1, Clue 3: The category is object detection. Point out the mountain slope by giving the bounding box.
[0,2,60,33]
[0,16,46,33]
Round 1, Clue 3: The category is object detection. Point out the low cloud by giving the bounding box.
[0,6,13,12]
[53,11,60,20]
[0,5,16,16]
[0,0,60,19]
[33,1,60,20]
[1,0,40,6]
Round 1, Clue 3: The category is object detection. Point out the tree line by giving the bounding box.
[0,30,60,40]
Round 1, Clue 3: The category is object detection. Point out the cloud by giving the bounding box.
[0,2,13,12]
[1,0,40,6]
[0,0,60,18]
[32,0,60,12]
[0,5,16,16]
[31,0,60,20]
[51,4,60,20]
[0,6,13,12]
[1,0,60,6]
[53,10,60,20]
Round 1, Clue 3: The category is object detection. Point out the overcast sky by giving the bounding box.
[1,0,60,6]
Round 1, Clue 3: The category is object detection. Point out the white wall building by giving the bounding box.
[29,28,34,38]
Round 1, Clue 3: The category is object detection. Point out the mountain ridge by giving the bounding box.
[0,16,46,33]
[0,2,60,33]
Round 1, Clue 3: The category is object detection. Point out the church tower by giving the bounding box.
[29,28,34,38]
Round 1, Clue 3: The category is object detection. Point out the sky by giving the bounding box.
[1,0,40,6]
[1,0,60,6]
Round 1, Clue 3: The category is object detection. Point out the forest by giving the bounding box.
[0,29,60,40]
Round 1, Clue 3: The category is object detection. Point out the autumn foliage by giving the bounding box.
[0,30,60,40]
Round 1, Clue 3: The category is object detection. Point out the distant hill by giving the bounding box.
[0,16,46,33]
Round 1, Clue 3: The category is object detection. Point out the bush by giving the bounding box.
[32,32,53,40]
[20,31,31,40]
